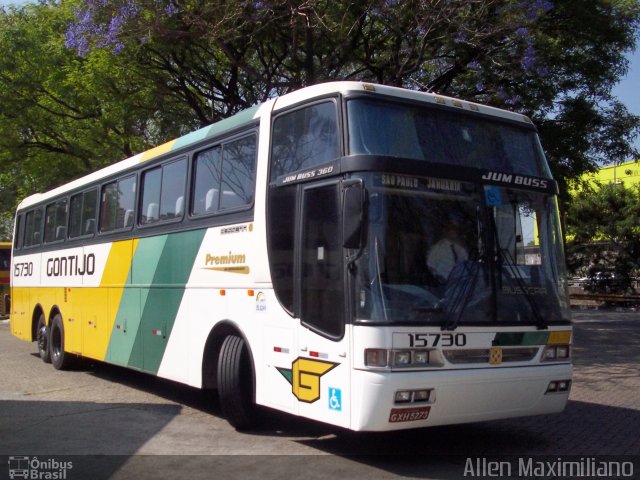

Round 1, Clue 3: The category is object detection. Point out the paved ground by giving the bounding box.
[1,310,639,479]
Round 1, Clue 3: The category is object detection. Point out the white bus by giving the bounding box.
[11,82,572,431]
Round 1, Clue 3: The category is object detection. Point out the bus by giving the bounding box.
[1,242,11,316]
[10,82,572,431]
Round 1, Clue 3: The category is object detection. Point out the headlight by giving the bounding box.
[414,351,429,364]
[394,351,412,366]
[365,349,433,369]
[543,346,557,361]
[394,391,412,403]
[542,345,571,362]
[546,379,571,394]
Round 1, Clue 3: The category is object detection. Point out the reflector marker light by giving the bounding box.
[309,351,328,359]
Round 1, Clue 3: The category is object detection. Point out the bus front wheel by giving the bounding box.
[217,334,257,430]
[36,313,51,363]
[49,314,74,370]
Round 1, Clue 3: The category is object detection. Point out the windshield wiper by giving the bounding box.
[372,235,389,323]
[441,260,481,331]
[441,205,484,331]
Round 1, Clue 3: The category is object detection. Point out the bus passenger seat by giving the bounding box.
[124,209,134,227]
[84,219,95,235]
[205,189,217,212]
[175,196,184,217]
[56,226,66,240]
[146,203,159,222]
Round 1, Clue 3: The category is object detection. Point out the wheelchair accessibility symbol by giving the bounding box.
[328,387,342,411]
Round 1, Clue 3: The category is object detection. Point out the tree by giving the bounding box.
[1,0,639,240]
[565,181,640,288]
[0,2,193,239]
[62,0,640,190]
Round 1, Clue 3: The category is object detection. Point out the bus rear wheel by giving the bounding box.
[49,314,74,370]
[217,334,258,430]
[36,313,51,363]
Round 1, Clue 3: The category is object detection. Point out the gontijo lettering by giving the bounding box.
[46,254,95,277]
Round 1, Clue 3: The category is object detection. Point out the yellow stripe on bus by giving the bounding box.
[547,330,572,345]
[82,239,140,361]
[139,140,177,163]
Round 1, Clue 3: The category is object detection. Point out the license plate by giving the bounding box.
[388,406,431,423]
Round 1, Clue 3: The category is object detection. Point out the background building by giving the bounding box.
[582,159,640,188]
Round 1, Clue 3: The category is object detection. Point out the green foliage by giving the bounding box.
[0,2,190,236]
[566,181,640,280]
[62,0,640,186]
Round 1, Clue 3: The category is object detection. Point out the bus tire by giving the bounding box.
[36,313,51,363]
[217,334,257,430]
[49,314,74,370]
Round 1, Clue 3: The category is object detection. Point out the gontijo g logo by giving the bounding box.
[277,358,339,403]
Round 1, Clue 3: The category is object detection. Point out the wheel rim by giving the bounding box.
[51,327,61,361]
[37,325,47,353]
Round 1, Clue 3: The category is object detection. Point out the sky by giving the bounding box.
[612,46,640,154]
[614,45,640,117]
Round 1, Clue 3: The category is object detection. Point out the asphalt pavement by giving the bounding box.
[1,310,639,479]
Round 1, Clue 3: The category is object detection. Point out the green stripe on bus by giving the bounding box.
[106,231,206,371]
[130,229,205,374]
[106,235,168,368]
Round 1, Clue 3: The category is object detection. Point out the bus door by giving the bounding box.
[296,181,351,428]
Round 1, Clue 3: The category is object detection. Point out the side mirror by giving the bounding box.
[342,180,365,249]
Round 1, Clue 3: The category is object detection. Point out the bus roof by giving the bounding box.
[17,82,533,211]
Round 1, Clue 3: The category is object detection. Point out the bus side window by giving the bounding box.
[14,214,23,250]
[191,134,256,216]
[44,198,68,243]
[23,208,43,248]
[100,175,136,232]
[140,167,162,224]
[270,101,339,181]
[69,188,98,238]
[267,183,296,314]
[160,158,187,220]
[300,183,344,337]
[220,135,256,210]
[192,146,222,216]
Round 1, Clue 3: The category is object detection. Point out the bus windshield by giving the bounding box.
[352,173,571,327]
[347,98,551,178]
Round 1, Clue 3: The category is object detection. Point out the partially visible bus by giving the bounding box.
[10,82,572,431]
[0,242,11,316]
